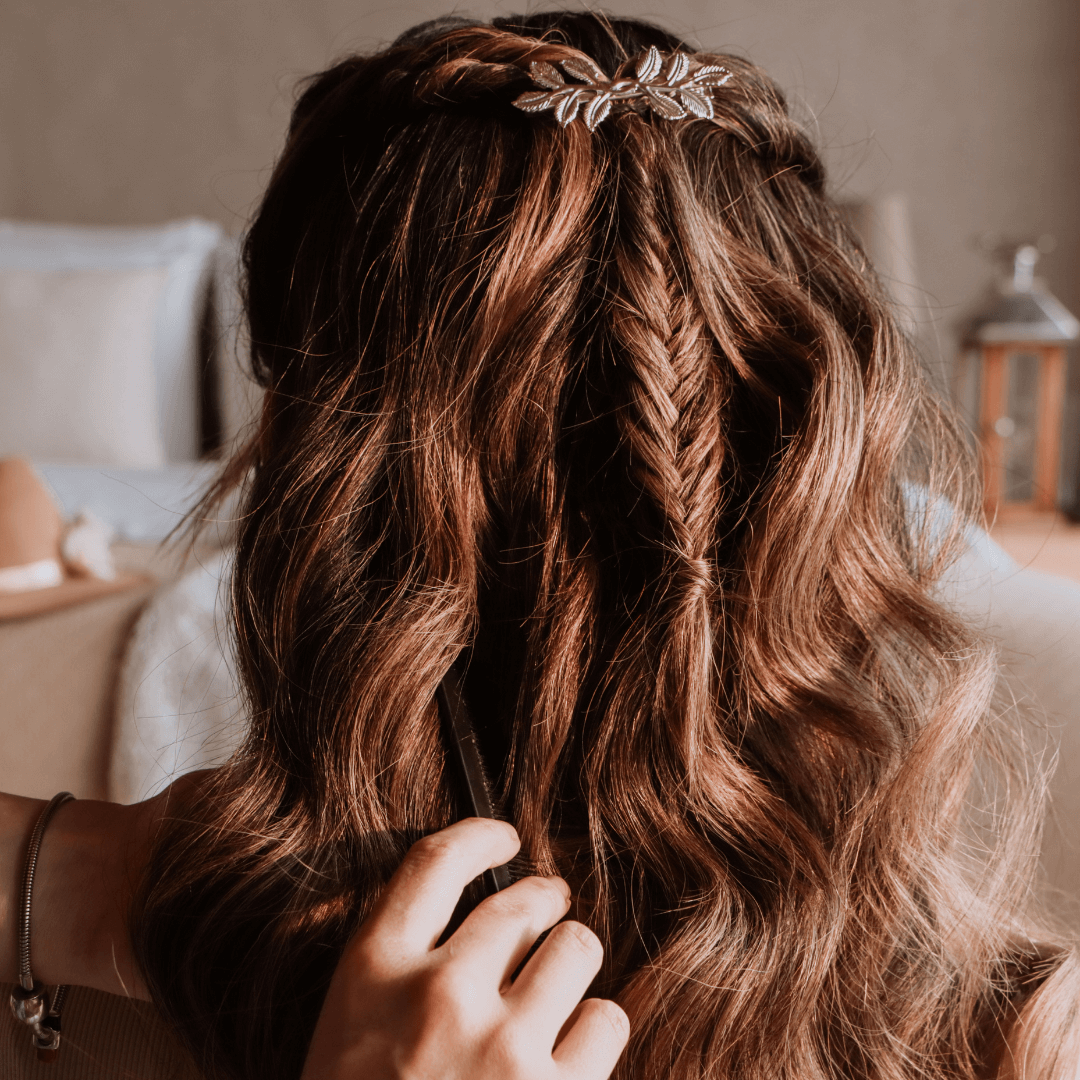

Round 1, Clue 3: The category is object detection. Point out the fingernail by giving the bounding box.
[547,876,570,899]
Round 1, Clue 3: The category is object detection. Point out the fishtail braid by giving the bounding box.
[603,119,726,756]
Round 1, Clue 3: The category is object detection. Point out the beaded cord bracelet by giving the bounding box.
[9,791,75,1063]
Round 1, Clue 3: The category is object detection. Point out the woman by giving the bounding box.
[5,10,1078,1079]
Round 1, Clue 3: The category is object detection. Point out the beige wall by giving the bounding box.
[1,0,1078,375]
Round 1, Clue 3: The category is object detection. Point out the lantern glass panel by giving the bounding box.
[1004,350,1039,502]
[955,346,981,445]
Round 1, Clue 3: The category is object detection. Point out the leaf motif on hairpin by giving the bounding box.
[529,61,566,91]
[561,55,607,85]
[513,45,732,132]
[636,47,663,83]
[664,52,691,85]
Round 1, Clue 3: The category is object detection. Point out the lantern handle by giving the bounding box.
[1013,244,1039,292]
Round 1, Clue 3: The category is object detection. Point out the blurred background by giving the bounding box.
[1,0,1080,925]
[2,0,1078,378]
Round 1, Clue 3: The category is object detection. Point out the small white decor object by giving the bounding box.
[60,510,116,581]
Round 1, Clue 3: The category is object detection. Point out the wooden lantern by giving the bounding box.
[959,245,1079,518]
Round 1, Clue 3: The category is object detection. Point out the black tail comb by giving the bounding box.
[436,667,514,896]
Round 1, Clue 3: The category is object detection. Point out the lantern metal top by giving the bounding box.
[968,244,1079,344]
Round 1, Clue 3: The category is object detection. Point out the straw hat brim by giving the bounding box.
[0,571,152,621]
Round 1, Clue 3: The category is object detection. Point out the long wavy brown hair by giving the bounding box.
[132,12,1080,1080]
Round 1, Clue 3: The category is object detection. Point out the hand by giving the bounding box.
[300,817,629,1080]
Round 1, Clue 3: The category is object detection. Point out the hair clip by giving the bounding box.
[513,45,732,132]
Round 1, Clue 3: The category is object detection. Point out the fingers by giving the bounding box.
[333,816,629,1080]
[553,996,630,1079]
[443,874,570,984]
[506,918,605,1033]
[362,818,520,955]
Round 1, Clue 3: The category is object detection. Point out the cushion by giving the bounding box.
[213,235,264,453]
[942,531,1080,924]
[0,268,167,466]
[0,219,222,463]
[109,548,241,805]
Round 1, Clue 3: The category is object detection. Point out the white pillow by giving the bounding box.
[0,267,168,466]
[0,218,222,463]
[214,235,264,453]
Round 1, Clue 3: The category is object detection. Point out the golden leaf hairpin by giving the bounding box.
[513,45,732,132]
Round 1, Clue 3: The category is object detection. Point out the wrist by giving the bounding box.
[0,793,47,981]
[2,774,210,1001]
[30,798,149,999]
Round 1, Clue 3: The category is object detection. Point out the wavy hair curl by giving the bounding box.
[133,13,1080,1080]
